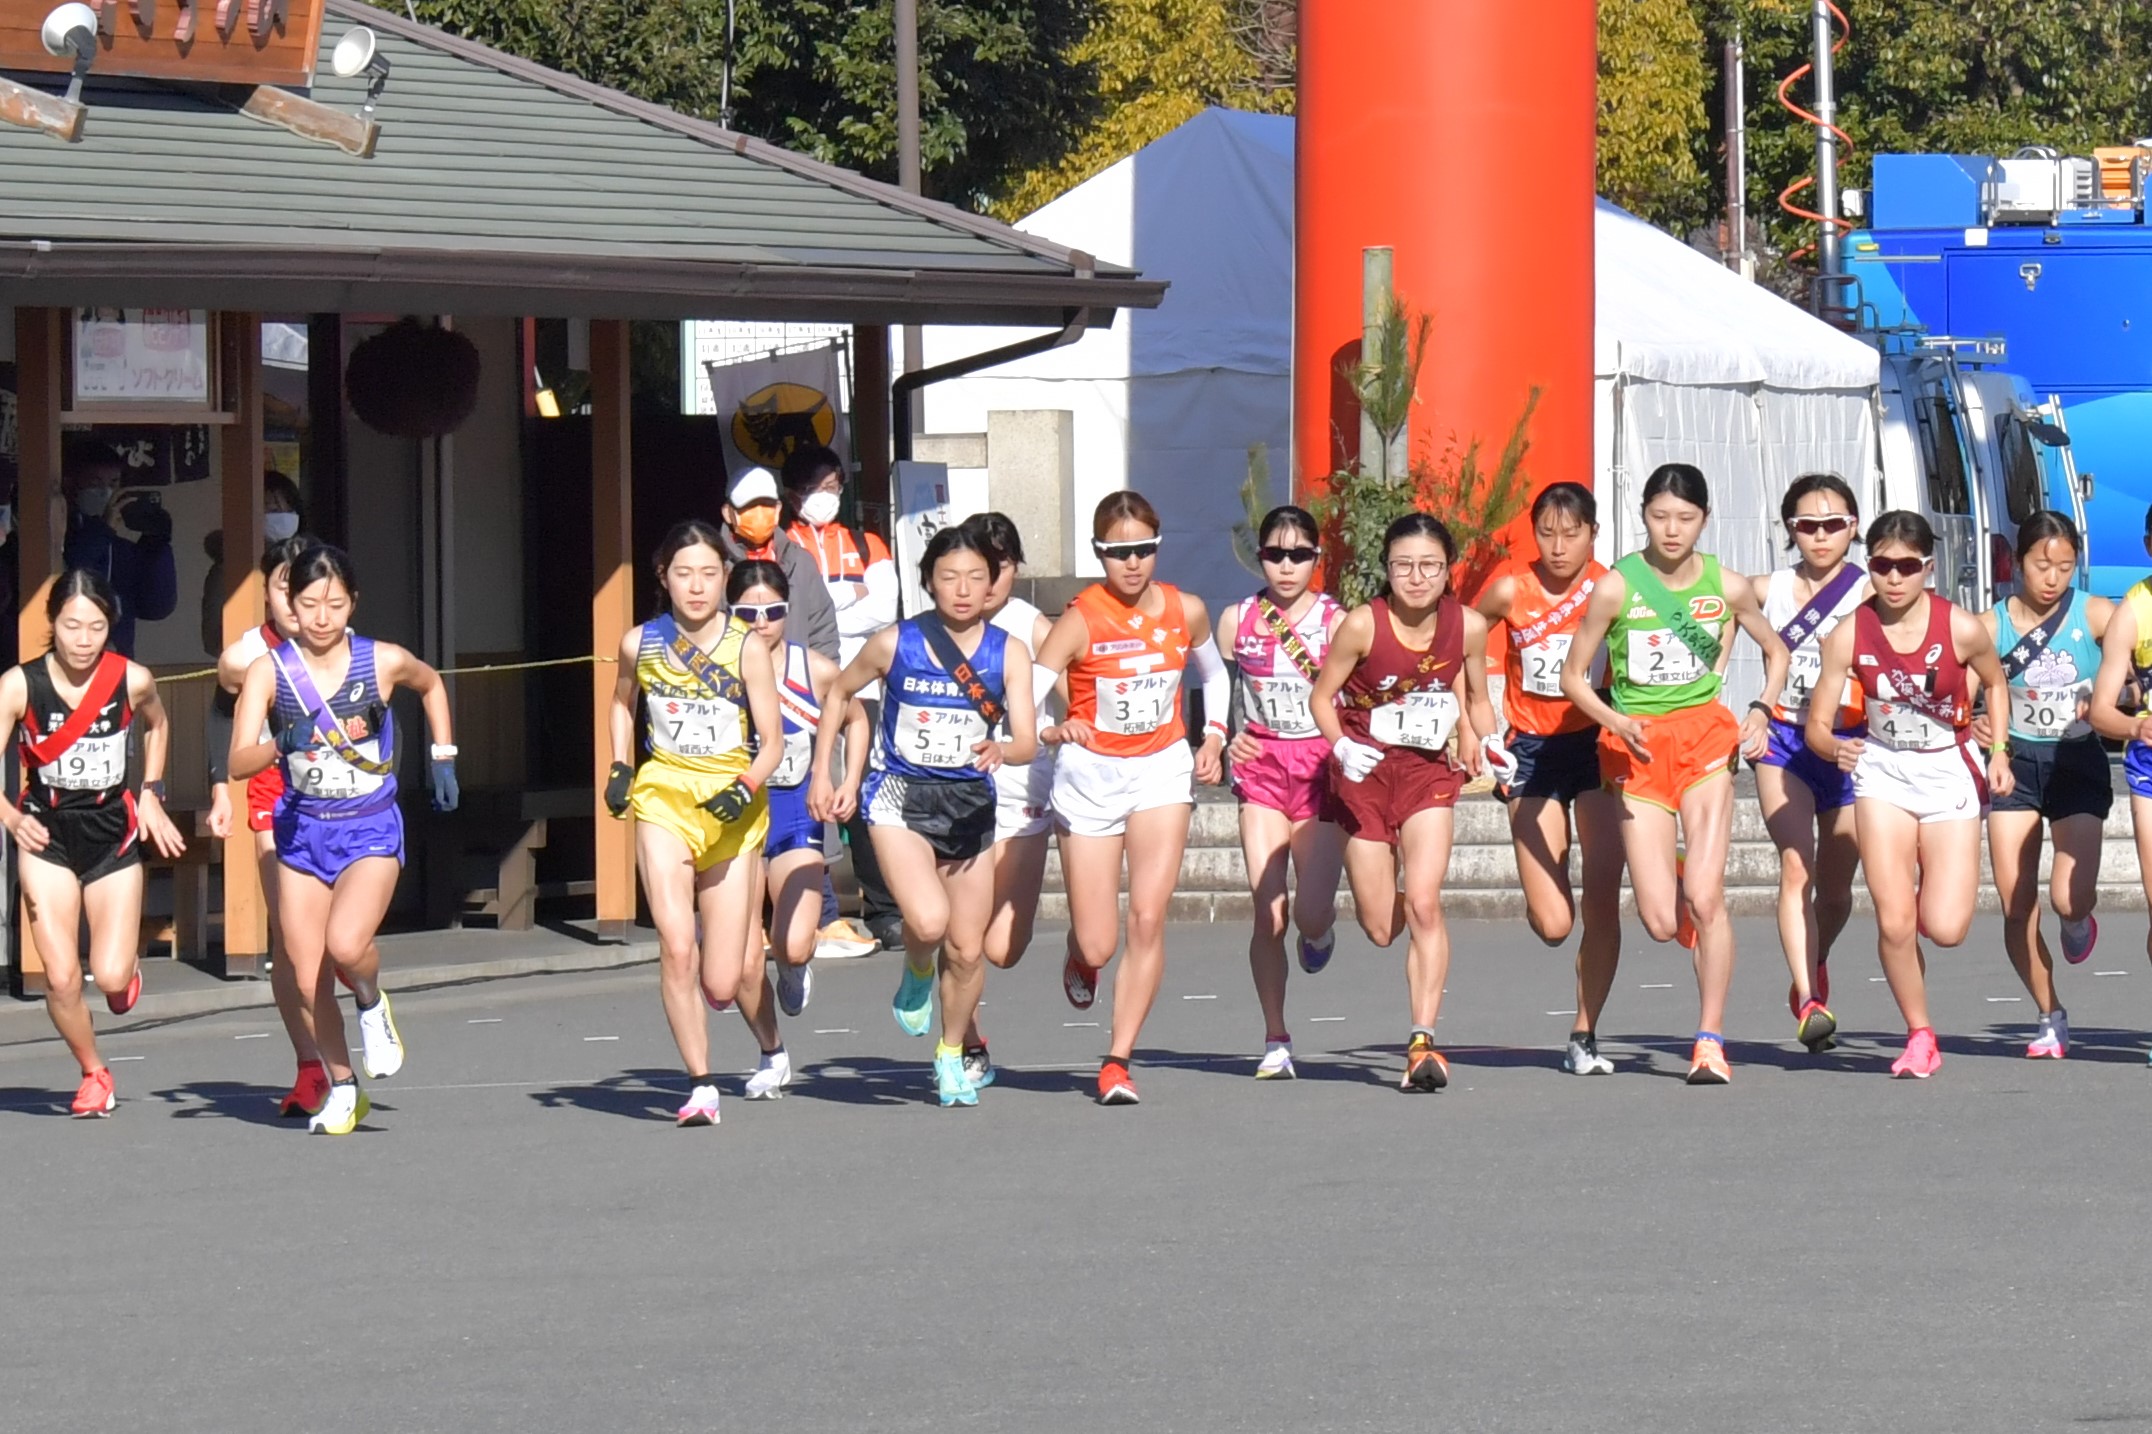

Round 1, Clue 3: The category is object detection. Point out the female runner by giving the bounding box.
[601,520,782,1128]
[1034,491,1229,1106]
[1218,505,1345,1080]
[1473,482,1623,1076]
[230,545,459,1134]
[1749,474,1868,1054]
[1807,511,2013,1079]
[727,559,842,1098]
[1311,513,1487,1092]
[1561,463,1788,1086]
[1977,512,2112,1058]
[810,524,1035,1108]
[0,570,186,1116]
[2089,505,2152,1062]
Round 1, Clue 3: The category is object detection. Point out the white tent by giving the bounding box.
[925,109,1881,706]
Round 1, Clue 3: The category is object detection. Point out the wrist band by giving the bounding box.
[738,773,759,794]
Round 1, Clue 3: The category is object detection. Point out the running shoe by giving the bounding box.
[2026,1008,2069,1060]
[1255,1040,1296,1079]
[278,1061,331,1119]
[891,960,935,1037]
[676,1083,722,1127]
[962,1042,995,1089]
[106,968,141,1016]
[308,1083,370,1135]
[1890,1027,1942,1079]
[1685,1037,1731,1085]
[744,1049,793,1099]
[1796,999,1839,1054]
[1298,930,1335,976]
[1063,948,1097,1010]
[70,1067,116,1118]
[935,1047,979,1107]
[355,991,404,1079]
[2061,915,2098,966]
[1400,1034,1449,1092]
[1674,851,1698,950]
[815,919,880,960]
[777,960,814,1018]
[1562,1032,1614,1076]
[1097,1059,1140,1105]
[703,990,736,1014]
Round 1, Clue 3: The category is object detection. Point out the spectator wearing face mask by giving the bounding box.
[61,439,177,658]
[716,466,838,662]
[782,445,898,670]
[201,469,303,658]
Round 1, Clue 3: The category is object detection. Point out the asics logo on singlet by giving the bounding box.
[1924,643,1944,664]
[901,675,962,697]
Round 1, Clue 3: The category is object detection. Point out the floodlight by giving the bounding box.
[41,3,97,105]
[331,25,392,120]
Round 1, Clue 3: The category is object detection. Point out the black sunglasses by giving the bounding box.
[1790,515,1856,537]
[733,602,789,623]
[1259,545,1320,565]
[1094,539,1161,562]
[1866,555,1928,578]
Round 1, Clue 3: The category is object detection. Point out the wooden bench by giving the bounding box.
[421,787,592,932]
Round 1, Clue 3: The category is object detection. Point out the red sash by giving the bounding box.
[21,652,128,769]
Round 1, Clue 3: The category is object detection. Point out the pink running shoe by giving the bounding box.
[1890,1027,1942,1079]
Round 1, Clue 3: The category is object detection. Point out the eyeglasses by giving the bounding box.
[1094,539,1161,562]
[733,602,788,624]
[1790,514,1856,537]
[1259,545,1320,565]
[1386,558,1449,578]
[1866,555,1929,578]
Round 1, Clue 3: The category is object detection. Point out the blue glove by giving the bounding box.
[272,711,315,755]
[430,758,460,812]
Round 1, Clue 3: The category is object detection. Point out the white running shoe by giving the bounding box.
[777,961,813,1018]
[1254,1041,1296,1079]
[814,919,880,960]
[2027,1008,2069,1060]
[744,1050,793,1100]
[676,1084,723,1126]
[307,1082,369,1136]
[1562,1032,1615,1076]
[355,992,404,1079]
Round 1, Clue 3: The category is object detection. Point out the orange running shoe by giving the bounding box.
[1674,851,1698,950]
[278,1061,331,1119]
[71,1067,116,1118]
[1685,1035,1731,1085]
[1400,1034,1449,1092]
[1097,1059,1139,1105]
[105,968,141,1016]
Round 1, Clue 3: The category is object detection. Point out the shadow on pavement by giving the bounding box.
[527,1069,682,1122]
[0,1085,66,1117]
[150,1081,317,1127]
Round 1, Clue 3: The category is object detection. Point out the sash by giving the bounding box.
[776,646,821,731]
[1777,565,1863,654]
[1999,601,2073,681]
[1616,554,1721,669]
[20,652,128,769]
[1508,577,1596,651]
[656,614,747,706]
[268,645,395,776]
[1864,610,1963,729]
[1255,595,1321,681]
[912,613,1008,727]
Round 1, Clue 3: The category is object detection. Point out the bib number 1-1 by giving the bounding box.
[1369,689,1458,751]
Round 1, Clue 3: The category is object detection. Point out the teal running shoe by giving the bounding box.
[891,960,935,1037]
[934,1047,978,1107]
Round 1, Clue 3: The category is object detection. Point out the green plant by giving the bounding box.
[1230,442,1271,577]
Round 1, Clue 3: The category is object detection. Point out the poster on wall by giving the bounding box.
[702,343,852,482]
[892,459,989,618]
[72,309,213,406]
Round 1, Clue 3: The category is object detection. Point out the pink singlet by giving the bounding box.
[1229,591,1343,823]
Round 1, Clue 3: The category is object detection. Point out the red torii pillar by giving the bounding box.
[1294,0,1596,580]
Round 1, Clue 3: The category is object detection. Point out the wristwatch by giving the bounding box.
[143,779,167,800]
[430,743,459,760]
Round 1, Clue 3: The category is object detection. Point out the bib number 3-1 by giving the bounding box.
[1369,689,1459,751]
[1096,673,1179,736]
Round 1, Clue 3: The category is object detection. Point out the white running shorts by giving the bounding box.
[994,753,1057,843]
[1052,740,1195,839]
[1852,737,1987,824]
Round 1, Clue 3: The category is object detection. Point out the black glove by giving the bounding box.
[430,758,460,813]
[123,497,172,545]
[604,761,634,818]
[698,779,756,823]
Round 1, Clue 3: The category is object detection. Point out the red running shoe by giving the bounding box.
[106,968,141,1016]
[1063,948,1097,1010]
[1097,1059,1139,1105]
[71,1067,116,1118]
[278,1061,332,1119]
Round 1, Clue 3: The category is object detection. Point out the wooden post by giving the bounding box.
[852,325,892,524]
[12,308,64,995]
[589,319,635,941]
[219,313,268,977]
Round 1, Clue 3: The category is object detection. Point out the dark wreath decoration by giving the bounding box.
[344,318,482,439]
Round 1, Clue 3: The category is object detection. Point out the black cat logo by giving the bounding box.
[731,382,836,468]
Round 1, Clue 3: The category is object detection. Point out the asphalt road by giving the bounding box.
[5,914,2152,1433]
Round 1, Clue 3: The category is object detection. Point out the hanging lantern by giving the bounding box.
[344,317,482,439]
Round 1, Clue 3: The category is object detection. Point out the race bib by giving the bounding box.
[649,697,745,760]
[1095,672,1179,736]
[1868,698,1955,752]
[770,730,812,788]
[42,732,127,791]
[1247,673,1315,737]
[895,703,988,769]
[1368,689,1459,751]
[288,739,390,799]
[2011,683,2091,742]
[1626,628,1704,686]
[1521,635,1572,698]
[1783,648,1823,709]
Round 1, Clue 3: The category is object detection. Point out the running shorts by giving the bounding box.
[2124,740,2152,800]
[629,762,768,873]
[247,766,285,833]
[275,802,406,885]
[1230,734,1337,824]
[764,779,825,861]
[1752,715,1857,813]
[863,770,996,863]
[1497,726,1601,807]
[19,797,140,886]
[1993,735,2113,822]
[1053,740,1194,839]
[1330,746,1463,846]
[1600,700,1740,813]
[1852,737,1987,824]
[994,754,1056,843]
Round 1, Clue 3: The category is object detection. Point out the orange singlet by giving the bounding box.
[1501,559,1606,737]
[1063,583,1191,759]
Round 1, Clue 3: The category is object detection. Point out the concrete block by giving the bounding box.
[914,432,988,469]
[987,409,1076,577]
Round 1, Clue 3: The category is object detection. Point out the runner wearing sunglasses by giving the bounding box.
[1311,514,1488,1092]
[1976,512,2114,1059]
[1562,464,1789,1086]
[1807,511,2013,1079]
[1473,483,1623,1075]
[1217,504,1346,1080]
[1033,491,1229,1105]
[1747,474,1869,1055]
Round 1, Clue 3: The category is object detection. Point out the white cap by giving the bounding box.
[728,466,780,507]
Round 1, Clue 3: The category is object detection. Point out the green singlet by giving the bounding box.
[1606,552,1730,716]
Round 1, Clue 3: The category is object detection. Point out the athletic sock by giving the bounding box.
[690,1073,716,1086]
[332,1075,357,1088]
[1409,1025,1437,1044]
[1694,1030,1723,1046]
[936,1042,962,1060]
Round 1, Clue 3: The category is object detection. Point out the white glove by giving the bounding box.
[1333,735,1384,784]
[1481,733,1519,784]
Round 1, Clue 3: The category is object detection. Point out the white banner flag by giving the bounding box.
[702,343,852,480]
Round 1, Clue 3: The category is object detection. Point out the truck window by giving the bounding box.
[1914,389,1971,515]
[1999,418,2044,524]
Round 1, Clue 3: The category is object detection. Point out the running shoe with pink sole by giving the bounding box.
[1890,1027,1942,1078]
[105,969,141,1016]
[71,1067,116,1118]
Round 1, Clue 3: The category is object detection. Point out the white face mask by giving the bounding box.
[265,512,301,542]
[798,491,842,528]
[74,485,114,519]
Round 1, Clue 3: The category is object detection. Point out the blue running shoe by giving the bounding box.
[892,960,935,1037]
[934,1047,978,1107]
[1298,929,1335,975]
